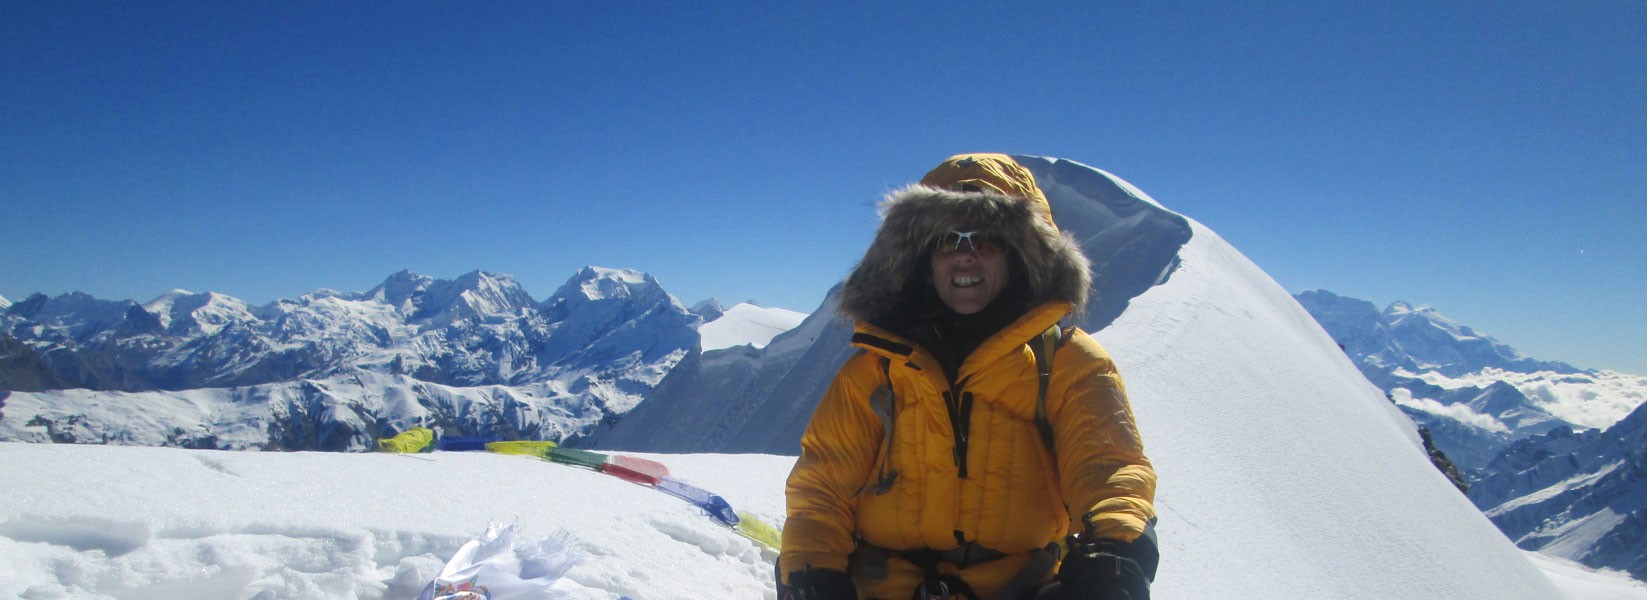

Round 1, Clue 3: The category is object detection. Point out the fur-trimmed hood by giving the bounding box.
[840,155,1091,328]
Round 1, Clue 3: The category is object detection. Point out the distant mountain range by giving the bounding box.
[0,267,701,449]
[1296,290,1645,579]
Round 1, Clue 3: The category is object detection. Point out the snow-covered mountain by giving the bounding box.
[1295,291,1643,461]
[1297,291,1580,379]
[1295,289,1646,579]
[1471,403,1646,580]
[689,298,725,322]
[593,156,1578,598]
[0,267,701,450]
[698,303,807,351]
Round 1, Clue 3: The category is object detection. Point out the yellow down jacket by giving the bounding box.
[781,301,1156,599]
[782,153,1156,599]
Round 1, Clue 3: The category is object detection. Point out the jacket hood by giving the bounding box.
[840,154,1091,328]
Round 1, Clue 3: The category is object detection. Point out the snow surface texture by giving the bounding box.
[0,443,788,599]
[697,303,807,351]
[0,443,1639,600]
[596,157,1609,597]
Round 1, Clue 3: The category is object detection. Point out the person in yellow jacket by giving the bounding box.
[780,154,1158,600]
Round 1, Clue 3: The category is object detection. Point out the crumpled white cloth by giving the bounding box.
[419,522,581,600]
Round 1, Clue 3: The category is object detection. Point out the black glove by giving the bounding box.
[782,568,857,600]
[1057,537,1151,600]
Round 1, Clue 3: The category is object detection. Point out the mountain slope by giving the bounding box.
[1472,403,1646,579]
[583,286,849,452]
[1296,289,1646,579]
[1093,219,1559,598]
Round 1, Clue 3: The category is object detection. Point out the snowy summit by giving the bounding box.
[697,302,807,351]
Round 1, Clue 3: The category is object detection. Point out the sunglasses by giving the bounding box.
[935,230,1001,255]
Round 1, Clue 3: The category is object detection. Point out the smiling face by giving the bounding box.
[930,233,1011,315]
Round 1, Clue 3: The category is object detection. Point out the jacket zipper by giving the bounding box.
[943,376,973,479]
[857,331,976,480]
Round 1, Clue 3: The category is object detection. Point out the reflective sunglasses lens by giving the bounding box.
[939,231,991,254]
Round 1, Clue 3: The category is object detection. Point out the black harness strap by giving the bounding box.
[1029,324,1065,457]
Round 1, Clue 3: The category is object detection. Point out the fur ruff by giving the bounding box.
[840,184,1091,327]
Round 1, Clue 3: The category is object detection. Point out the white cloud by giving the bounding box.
[1391,388,1510,433]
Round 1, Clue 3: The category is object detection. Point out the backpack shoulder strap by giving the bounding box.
[868,356,899,494]
[1030,324,1069,455]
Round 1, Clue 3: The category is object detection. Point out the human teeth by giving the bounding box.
[953,276,982,288]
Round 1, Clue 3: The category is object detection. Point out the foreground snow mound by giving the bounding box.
[0,443,790,600]
[3,444,1639,599]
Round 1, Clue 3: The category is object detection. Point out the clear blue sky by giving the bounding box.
[2,2,1644,374]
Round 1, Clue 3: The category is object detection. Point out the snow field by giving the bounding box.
[0,441,1641,599]
[0,444,788,599]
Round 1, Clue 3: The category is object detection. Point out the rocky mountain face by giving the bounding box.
[1297,289,1645,579]
[0,267,700,450]
[1471,403,1646,579]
